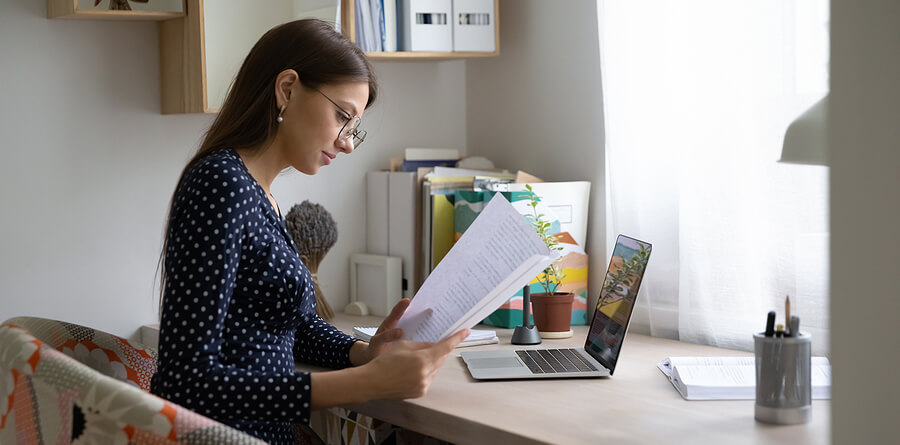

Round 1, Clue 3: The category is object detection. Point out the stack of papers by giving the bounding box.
[352,327,498,348]
[657,356,832,400]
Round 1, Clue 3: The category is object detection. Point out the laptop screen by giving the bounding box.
[583,235,652,375]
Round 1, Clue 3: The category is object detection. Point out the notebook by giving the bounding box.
[460,234,652,379]
[352,326,499,348]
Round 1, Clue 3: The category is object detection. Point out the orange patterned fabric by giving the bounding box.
[15,318,156,391]
[0,317,264,445]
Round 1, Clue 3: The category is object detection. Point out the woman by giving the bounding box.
[150,19,468,444]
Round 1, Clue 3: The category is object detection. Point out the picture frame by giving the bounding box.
[47,0,185,20]
[84,0,184,13]
[347,253,402,317]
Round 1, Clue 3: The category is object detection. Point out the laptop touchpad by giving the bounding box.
[469,357,523,369]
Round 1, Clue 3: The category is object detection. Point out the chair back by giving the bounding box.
[6,317,157,391]
[0,317,264,444]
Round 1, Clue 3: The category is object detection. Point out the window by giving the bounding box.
[599,0,830,354]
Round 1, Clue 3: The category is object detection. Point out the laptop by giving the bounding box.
[461,234,652,379]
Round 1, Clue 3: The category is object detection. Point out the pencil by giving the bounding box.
[785,295,791,336]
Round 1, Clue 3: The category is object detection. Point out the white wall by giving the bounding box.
[830,1,900,443]
[0,0,466,339]
[466,0,607,311]
[204,0,297,110]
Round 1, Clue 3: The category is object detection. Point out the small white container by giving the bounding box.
[398,0,454,52]
[452,0,495,52]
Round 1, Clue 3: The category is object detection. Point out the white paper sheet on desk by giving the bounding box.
[396,193,556,343]
[353,327,499,347]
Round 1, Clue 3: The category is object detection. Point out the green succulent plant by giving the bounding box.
[525,184,566,294]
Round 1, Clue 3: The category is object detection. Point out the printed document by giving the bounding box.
[396,193,556,342]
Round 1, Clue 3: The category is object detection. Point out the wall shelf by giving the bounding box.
[341,0,500,60]
[49,0,499,113]
[158,0,500,114]
[365,51,499,61]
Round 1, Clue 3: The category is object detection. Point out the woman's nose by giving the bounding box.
[336,136,354,154]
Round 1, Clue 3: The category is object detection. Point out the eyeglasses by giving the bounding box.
[312,87,367,148]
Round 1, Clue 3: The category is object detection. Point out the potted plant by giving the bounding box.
[524,185,575,338]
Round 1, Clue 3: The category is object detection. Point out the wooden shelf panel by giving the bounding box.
[365,50,499,61]
[50,10,184,21]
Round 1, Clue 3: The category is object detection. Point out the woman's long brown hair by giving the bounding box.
[157,19,377,314]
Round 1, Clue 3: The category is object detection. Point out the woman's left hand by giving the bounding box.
[353,298,409,365]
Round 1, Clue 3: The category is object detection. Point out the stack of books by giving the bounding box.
[401,147,459,172]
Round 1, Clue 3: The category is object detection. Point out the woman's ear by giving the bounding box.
[274,69,300,108]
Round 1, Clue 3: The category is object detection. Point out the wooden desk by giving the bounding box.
[319,313,829,445]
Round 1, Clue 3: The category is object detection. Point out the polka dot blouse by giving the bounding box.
[150,148,359,444]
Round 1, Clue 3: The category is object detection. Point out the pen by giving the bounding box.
[785,295,791,336]
[765,311,776,337]
[775,323,784,338]
[790,315,800,337]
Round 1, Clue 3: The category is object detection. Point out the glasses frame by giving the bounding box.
[311,87,367,148]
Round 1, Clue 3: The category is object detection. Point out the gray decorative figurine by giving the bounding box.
[511,285,542,345]
[284,200,338,321]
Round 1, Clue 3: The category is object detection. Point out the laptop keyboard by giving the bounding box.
[515,349,599,374]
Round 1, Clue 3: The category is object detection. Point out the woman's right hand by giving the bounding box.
[363,329,470,400]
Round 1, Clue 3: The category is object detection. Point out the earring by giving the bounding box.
[276,105,285,123]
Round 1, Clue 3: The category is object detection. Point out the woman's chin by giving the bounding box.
[291,163,319,175]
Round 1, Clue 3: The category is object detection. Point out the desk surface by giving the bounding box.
[320,313,829,445]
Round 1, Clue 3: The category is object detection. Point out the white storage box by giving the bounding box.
[453,0,495,52]
[398,0,454,52]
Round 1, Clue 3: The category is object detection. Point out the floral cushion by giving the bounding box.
[0,317,264,445]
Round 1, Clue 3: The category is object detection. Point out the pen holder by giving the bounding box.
[753,332,812,424]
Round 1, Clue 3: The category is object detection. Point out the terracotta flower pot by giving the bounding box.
[530,292,575,336]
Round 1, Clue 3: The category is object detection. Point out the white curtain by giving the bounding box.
[599,0,830,355]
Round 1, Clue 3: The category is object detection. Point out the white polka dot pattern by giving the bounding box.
[150,149,359,444]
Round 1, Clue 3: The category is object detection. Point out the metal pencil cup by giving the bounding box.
[753,332,812,424]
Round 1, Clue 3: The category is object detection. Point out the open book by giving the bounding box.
[396,193,558,343]
[352,326,499,348]
[657,356,832,400]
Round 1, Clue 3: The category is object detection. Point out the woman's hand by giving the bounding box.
[312,328,469,409]
[364,328,470,400]
[350,298,409,366]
